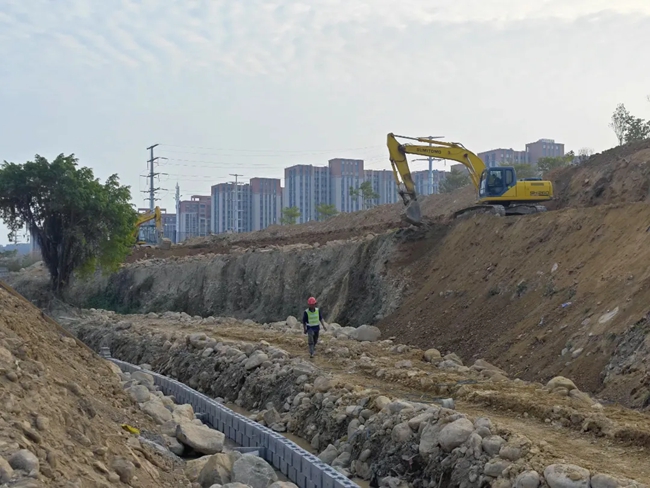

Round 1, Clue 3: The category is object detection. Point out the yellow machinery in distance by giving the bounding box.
[134,206,172,250]
[387,133,554,225]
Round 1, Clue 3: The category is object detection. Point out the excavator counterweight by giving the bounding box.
[387,133,553,224]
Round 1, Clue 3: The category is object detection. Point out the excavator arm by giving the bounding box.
[133,207,163,243]
[387,133,487,224]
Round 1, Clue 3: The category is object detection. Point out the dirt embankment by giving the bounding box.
[0,283,192,486]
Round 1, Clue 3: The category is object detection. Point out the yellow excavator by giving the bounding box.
[387,133,553,225]
[133,207,172,250]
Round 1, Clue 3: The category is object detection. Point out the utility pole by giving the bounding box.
[146,144,160,211]
[422,136,445,195]
[230,174,243,233]
[174,183,180,244]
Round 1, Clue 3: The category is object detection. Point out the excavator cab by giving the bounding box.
[479,167,516,198]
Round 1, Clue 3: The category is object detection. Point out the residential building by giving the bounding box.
[161,212,176,242]
[250,178,282,231]
[211,183,251,234]
[412,170,446,196]
[478,148,528,167]
[178,195,211,242]
[329,158,365,213]
[365,169,399,205]
[525,139,564,164]
[450,163,468,174]
[283,165,330,223]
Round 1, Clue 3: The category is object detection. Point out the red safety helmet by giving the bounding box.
[307,297,317,306]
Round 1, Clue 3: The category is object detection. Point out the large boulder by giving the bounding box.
[232,455,278,488]
[546,377,578,392]
[176,423,225,455]
[438,418,474,452]
[515,471,541,488]
[543,464,590,488]
[141,400,173,424]
[348,325,381,342]
[126,385,151,403]
[198,453,234,487]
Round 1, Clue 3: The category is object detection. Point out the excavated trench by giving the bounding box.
[66,314,647,488]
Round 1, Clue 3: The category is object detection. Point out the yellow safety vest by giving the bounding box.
[305,308,320,326]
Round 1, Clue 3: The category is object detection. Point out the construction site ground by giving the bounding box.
[71,312,650,483]
[4,140,650,485]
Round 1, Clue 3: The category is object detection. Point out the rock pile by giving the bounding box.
[116,364,293,488]
[71,313,646,488]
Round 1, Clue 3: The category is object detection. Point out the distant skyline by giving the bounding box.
[1,1,649,244]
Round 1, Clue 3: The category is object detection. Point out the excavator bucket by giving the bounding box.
[405,200,422,225]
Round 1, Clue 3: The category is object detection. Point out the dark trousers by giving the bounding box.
[306,325,320,355]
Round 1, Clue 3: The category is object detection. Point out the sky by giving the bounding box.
[1,0,649,244]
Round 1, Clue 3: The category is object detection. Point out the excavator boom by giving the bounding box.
[387,133,553,224]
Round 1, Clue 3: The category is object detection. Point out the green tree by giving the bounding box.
[624,117,650,143]
[280,206,300,225]
[349,181,380,210]
[610,103,631,145]
[0,154,137,293]
[504,163,537,179]
[441,167,470,193]
[316,203,338,221]
[609,102,650,145]
[537,152,574,176]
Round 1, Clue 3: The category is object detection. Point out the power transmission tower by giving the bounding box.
[145,144,161,211]
[229,174,243,233]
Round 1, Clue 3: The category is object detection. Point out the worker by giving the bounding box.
[302,296,327,358]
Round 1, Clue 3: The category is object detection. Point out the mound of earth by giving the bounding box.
[548,139,650,210]
[0,282,191,487]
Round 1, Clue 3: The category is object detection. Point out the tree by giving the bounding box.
[507,163,537,179]
[316,203,338,221]
[0,154,137,293]
[624,117,650,143]
[610,103,631,145]
[537,152,574,176]
[440,167,470,193]
[280,206,300,225]
[349,181,379,210]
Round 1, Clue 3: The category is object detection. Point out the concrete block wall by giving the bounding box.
[108,357,360,488]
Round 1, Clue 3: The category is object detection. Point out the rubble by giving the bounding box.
[65,308,650,487]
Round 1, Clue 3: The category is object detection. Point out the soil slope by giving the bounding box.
[0,283,191,487]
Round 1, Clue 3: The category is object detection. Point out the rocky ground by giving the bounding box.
[58,306,650,486]
[0,283,194,487]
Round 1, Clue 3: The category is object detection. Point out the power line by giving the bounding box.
[158,143,382,153]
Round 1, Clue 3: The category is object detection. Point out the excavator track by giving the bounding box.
[452,204,547,220]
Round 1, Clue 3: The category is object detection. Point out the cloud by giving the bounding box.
[2,0,649,84]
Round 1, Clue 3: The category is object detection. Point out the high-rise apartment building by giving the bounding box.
[250,178,282,231]
[283,165,330,223]
[478,148,528,167]
[329,158,365,213]
[525,139,564,164]
[211,183,251,234]
[177,195,211,242]
[161,212,176,242]
[364,169,399,205]
[412,170,446,196]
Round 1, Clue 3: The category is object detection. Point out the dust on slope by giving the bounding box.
[379,202,650,408]
[126,186,476,263]
[0,283,190,487]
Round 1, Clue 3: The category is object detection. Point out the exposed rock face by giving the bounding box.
[64,234,403,327]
